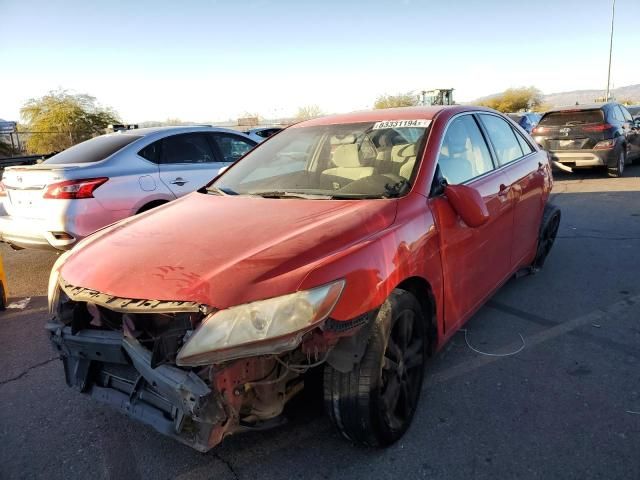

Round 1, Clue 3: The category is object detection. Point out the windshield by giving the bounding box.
[44,134,142,164]
[212,121,429,199]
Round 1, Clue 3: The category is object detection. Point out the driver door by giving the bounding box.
[429,114,515,332]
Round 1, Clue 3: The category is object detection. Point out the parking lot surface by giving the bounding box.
[1,167,639,480]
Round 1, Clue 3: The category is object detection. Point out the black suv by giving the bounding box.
[533,103,640,177]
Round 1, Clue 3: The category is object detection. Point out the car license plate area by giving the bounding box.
[6,189,45,218]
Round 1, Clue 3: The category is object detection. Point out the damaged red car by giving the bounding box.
[47,106,560,451]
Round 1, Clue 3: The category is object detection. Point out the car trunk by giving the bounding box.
[2,165,83,219]
[535,109,610,151]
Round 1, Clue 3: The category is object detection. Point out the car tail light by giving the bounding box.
[532,126,545,134]
[583,123,613,132]
[43,177,108,199]
[594,139,615,150]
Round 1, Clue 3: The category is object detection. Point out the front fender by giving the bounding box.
[299,195,442,322]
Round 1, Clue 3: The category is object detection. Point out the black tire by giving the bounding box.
[323,289,427,447]
[0,281,6,310]
[607,149,626,178]
[136,200,167,214]
[532,204,561,270]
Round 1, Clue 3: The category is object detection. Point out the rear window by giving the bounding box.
[44,134,142,165]
[539,110,604,126]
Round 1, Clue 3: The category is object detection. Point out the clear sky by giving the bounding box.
[1,0,638,123]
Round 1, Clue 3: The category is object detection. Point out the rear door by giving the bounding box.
[478,113,548,269]
[158,133,221,197]
[429,113,514,332]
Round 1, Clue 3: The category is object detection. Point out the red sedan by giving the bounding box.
[47,106,560,451]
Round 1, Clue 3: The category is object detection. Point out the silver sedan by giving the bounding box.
[0,126,256,251]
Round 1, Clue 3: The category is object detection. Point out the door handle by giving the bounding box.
[170,177,188,186]
[498,183,510,197]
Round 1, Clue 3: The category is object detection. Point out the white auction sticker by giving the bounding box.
[372,119,431,130]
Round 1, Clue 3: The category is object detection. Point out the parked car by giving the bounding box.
[626,105,640,119]
[0,252,7,309]
[243,127,283,143]
[47,106,559,452]
[533,103,640,177]
[507,112,541,133]
[0,126,256,251]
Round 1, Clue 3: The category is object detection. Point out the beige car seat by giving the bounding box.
[322,144,374,180]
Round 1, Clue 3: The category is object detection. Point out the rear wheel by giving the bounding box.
[323,289,427,446]
[607,149,626,178]
[532,204,561,270]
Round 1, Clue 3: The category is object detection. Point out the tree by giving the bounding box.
[374,92,419,109]
[295,105,324,121]
[478,87,542,113]
[20,89,120,153]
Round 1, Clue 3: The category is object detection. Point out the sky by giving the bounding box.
[1,0,639,123]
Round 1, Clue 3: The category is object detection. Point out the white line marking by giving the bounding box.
[6,297,31,310]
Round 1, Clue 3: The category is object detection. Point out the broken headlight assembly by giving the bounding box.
[48,250,72,314]
[176,280,345,366]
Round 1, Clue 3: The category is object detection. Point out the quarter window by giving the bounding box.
[479,114,524,165]
[438,115,494,185]
[138,141,161,163]
[211,134,255,163]
[514,129,534,155]
[162,133,215,164]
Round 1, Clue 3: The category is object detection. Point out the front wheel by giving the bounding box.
[532,204,561,270]
[323,289,427,447]
[607,149,626,178]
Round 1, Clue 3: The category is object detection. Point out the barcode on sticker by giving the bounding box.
[372,119,431,130]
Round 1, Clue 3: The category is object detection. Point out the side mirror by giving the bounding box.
[444,184,489,228]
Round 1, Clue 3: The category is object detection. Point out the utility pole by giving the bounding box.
[605,0,616,102]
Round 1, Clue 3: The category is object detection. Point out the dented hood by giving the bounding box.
[60,192,397,309]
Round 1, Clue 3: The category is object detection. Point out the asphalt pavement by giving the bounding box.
[1,166,639,480]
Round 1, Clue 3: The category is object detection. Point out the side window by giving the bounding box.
[138,141,161,163]
[162,133,215,164]
[514,129,534,155]
[438,115,494,185]
[479,114,524,165]
[211,134,255,163]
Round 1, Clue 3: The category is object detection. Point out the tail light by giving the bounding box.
[583,124,613,132]
[43,177,108,199]
[594,139,615,150]
[532,126,545,135]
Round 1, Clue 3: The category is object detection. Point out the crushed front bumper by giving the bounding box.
[46,321,226,452]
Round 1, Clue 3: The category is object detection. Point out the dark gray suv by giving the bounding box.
[533,103,640,177]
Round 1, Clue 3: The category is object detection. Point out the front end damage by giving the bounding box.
[47,279,366,451]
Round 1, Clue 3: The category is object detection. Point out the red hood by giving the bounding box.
[60,193,397,309]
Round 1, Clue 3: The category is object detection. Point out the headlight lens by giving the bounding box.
[48,250,72,314]
[176,280,345,366]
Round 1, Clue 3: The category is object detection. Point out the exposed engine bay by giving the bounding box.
[47,281,369,451]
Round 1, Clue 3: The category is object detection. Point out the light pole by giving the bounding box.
[605,0,616,102]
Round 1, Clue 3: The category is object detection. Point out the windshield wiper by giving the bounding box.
[248,190,333,199]
[383,179,411,198]
[207,186,238,196]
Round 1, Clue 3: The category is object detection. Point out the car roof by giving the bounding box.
[546,103,615,113]
[112,125,247,137]
[292,106,484,128]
